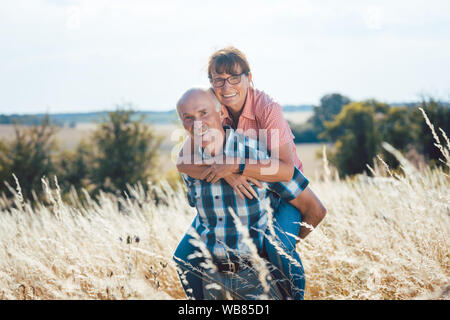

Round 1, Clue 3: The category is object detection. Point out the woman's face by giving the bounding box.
[210,64,252,114]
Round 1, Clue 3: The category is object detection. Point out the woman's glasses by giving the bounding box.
[211,73,247,88]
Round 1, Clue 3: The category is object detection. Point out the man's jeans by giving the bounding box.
[202,263,282,300]
[173,199,305,300]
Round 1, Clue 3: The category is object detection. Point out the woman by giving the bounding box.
[174,47,305,300]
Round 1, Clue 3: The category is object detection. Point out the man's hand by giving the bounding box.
[223,174,263,200]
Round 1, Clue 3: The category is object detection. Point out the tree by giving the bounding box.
[0,115,59,199]
[89,107,162,195]
[56,139,93,196]
[289,121,320,143]
[409,98,450,167]
[309,93,351,134]
[323,102,379,177]
[377,106,418,168]
[290,93,351,143]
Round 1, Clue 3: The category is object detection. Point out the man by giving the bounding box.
[174,87,326,299]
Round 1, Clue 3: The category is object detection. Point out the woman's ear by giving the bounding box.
[247,72,253,87]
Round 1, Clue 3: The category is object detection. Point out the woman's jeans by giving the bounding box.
[173,199,305,300]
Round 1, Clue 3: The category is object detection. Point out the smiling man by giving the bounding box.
[173,87,326,300]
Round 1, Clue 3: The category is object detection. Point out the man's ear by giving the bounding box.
[219,106,226,121]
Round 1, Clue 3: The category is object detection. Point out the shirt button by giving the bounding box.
[218,218,223,221]
[214,195,220,199]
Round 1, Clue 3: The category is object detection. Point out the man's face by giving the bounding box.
[178,91,225,150]
[210,64,252,113]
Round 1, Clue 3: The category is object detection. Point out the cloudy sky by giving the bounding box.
[1,0,450,114]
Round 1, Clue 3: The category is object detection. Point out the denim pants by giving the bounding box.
[173,199,305,300]
[263,199,305,300]
[202,262,282,300]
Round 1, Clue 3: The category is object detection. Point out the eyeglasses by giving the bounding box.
[210,73,247,88]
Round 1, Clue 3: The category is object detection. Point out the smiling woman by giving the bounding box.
[172,47,324,301]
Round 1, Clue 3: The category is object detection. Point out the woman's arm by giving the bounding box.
[240,142,294,182]
[201,142,295,183]
[203,100,297,183]
[176,136,263,198]
[176,136,210,180]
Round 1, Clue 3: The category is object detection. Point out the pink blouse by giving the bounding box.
[221,87,304,172]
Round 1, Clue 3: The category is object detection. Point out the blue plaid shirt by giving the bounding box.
[181,126,309,261]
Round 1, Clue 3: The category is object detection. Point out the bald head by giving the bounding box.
[176,87,221,117]
[176,87,226,155]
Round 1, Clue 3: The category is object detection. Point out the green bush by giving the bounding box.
[323,102,380,177]
[0,115,59,200]
[89,107,162,196]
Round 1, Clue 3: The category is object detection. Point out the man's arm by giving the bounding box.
[288,187,327,239]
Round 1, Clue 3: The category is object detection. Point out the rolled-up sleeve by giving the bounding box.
[267,167,309,202]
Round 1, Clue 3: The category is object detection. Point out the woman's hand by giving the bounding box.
[223,174,263,200]
[199,157,239,183]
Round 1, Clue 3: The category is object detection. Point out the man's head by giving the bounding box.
[176,87,225,153]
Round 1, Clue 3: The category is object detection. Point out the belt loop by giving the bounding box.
[230,262,236,273]
[225,261,236,273]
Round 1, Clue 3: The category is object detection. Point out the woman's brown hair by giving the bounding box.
[207,46,251,79]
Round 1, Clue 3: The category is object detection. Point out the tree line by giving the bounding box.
[1,96,448,205]
[0,107,168,205]
[290,94,450,177]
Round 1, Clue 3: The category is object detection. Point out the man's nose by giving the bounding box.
[193,120,204,130]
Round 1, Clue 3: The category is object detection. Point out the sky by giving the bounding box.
[1,0,450,114]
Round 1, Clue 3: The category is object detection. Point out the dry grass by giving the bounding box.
[0,180,191,300]
[295,143,331,179]
[301,165,449,299]
[0,123,98,151]
[0,112,448,300]
[0,154,448,300]
[283,111,314,125]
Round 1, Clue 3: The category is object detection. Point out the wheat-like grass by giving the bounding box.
[1,157,447,300]
[0,110,448,300]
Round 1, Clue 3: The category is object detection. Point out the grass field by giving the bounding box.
[285,111,314,124]
[0,111,448,300]
[0,149,448,300]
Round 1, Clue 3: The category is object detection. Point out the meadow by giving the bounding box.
[0,111,448,300]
